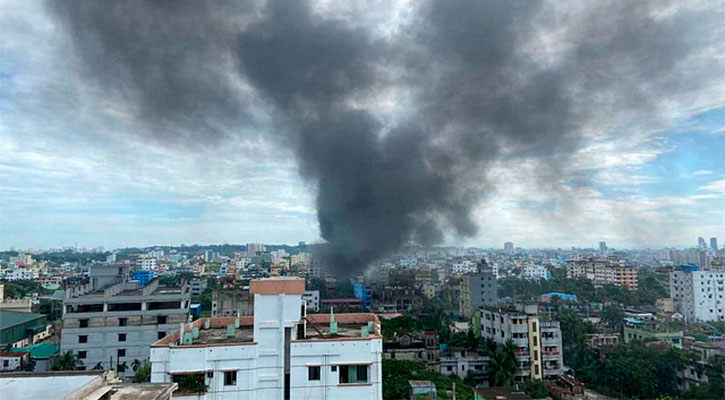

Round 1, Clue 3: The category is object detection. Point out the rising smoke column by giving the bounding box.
[47,0,725,274]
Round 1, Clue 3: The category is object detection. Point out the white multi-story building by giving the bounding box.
[451,260,477,275]
[522,265,550,281]
[303,289,320,312]
[2,268,33,281]
[150,278,383,400]
[61,265,190,377]
[670,266,725,322]
[137,256,158,271]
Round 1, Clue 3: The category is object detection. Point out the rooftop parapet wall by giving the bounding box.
[250,278,305,295]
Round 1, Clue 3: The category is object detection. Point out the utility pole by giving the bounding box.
[452,382,456,400]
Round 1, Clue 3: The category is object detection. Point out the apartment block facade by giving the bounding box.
[670,265,725,322]
[480,305,564,381]
[61,265,190,376]
[150,278,382,400]
[459,272,497,318]
[566,258,638,290]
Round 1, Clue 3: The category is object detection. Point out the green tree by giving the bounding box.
[381,315,420,340]
[601,305,624,330]
[488,340,518,386]
[172,374,208,394]
[577,343,690,399]
[51,351,84,371]
[523,379,549,399]
[557,309,596,348]
[383,359,474,400]
[132,359,152,382]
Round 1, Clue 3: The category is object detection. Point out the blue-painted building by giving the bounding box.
[353,283,373,308]
[133,270,156,287]
[541,292,577,301]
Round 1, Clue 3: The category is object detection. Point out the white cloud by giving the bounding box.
[692,169,714,176]
[698,179,725,196]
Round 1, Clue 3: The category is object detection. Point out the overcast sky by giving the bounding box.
[1,0,724,251]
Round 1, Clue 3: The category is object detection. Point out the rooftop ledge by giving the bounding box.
[152,313,381,348]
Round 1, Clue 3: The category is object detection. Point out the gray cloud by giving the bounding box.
[46,0,724,274]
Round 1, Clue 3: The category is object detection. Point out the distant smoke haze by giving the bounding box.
[47,0,725,274]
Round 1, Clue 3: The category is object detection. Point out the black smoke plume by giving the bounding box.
[47,0,724,274]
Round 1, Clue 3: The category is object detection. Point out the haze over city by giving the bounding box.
[1,0,723,255]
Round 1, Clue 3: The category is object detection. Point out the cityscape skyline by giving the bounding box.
[1,236,721,253]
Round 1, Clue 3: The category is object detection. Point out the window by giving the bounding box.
[3,360,8,367]
[79,319,89,328]
[338,365,369,384]
[157,316,167,324]
[331,365,337,372]
[79,335,88,344]
[158,331,166,340]
[447,366,453,371]
[357,365,368,382]
[117,349,126,358]
[308,366,321,381]
[118,333,126,342]
[78,351,86,359]
[224,371,237,386]
[119,318,128,327]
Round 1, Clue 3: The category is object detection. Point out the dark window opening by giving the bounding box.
[224,371,237,386]
[78,351,86,359]
[148,301,181,310]
[79,335,88,343]
[117,349,126,357]
[79,319,89,328]
[69,304,103,313]
[157,316,167,324]
[158,331,166,340]
[172,373,207,394]
[118,333,126,342]
[339,365,369,384]
[119,318,128,327]
[108,303,142,312]
[308,366,321,381]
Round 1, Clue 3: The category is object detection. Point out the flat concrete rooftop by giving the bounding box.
[153,313,381,347]
[196,325,254,345]
[82,286,184,297]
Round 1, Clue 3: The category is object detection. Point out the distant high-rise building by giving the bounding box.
[504,242,514,254]
[670,266,725,322]
[247,242,265,255]
[710,237,718,251]
[599,241,607,254]
[698,237,707,249]
[459,272,497,318]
